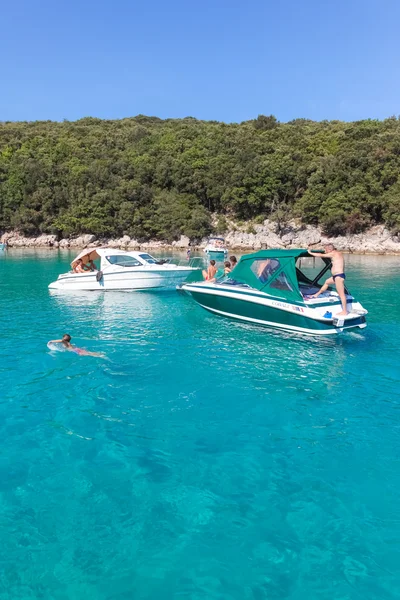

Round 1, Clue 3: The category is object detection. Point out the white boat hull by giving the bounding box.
[49,267,197,291]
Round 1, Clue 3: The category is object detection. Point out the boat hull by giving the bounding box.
[204,249,228,259]
[49,268,197,291]
[183,285,367,335]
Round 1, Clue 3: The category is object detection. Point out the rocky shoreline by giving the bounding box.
[2,220,400,254]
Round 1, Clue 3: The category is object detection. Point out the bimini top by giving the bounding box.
[226,248,329,302]
[208,237,225,242]
[70,248,145,268]
[71,248,166,269]
[238,248,323,260]
[71,248,101,269]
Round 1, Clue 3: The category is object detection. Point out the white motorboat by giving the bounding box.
[48,248,201,291]
[203,237,228,259]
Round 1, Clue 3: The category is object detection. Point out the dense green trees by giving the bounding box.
[1,114,400,240]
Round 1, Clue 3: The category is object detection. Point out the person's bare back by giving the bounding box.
[48,334,105,357]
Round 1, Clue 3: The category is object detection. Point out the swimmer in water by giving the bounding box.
[48,334,104,357]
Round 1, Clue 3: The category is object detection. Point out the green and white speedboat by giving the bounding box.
[182,249,368,335]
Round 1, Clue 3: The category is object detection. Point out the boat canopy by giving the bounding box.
[208,237,225,242]
[228,249,327,302]
[71,248,101,269]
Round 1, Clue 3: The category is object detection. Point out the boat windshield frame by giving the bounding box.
[216,249,339,302]
[138,253,163,265]
[295,256,332,286]
[104,254,144,268]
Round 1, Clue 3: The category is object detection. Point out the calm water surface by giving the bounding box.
[0,249,400,600]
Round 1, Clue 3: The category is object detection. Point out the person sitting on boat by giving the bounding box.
[224,261,232,274]
[83,259,97,272]
[73,259,86,273]
[308,243,348,316]
[48,334,105,357]
[202,260,217,280]
[229,256,237,269]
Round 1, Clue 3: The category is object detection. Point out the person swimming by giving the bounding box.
[48,334,104,357]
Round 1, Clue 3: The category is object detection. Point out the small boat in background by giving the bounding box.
[203,237,228,259]
[0,243,7,252]
[182,249,368,335]
[49,249,201,291]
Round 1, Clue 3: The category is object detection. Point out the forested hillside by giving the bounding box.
[1,115,400,242]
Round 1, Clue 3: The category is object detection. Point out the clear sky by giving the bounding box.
[1,0,399,123]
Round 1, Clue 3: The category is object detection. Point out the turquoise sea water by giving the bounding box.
[1,249,400,600]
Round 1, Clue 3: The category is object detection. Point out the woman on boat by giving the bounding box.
[73,259,86,273]
[229,256,238,269]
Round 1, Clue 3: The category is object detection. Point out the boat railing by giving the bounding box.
[161,256,205,268]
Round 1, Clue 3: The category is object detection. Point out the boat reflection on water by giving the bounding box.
[48,288,177,341]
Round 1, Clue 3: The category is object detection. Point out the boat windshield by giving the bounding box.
[106,255,142,267]
[249,259,294,291]
[296,256,331,295]
[296,256,329,284]
[139,253,159,264]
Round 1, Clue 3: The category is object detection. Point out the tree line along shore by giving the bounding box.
[0,114,400,246]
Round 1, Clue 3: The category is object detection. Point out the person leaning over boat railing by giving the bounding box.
[307,243,348,316]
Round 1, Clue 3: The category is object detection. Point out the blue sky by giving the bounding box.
[1,0,399,123]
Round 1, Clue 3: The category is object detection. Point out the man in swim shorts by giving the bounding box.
[307,243,348,316]
[48,334,104,357]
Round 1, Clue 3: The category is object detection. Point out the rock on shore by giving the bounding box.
[1,221,400,254]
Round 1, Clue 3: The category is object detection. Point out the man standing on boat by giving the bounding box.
[308,244,348,316]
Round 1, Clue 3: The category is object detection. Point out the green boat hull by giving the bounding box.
[187,288,367,335]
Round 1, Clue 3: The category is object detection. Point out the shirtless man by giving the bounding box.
[308,243,348,315]
[48,334,104,357]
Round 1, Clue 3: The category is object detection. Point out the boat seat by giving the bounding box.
[299,284,321,296]
[218,279,252,289]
